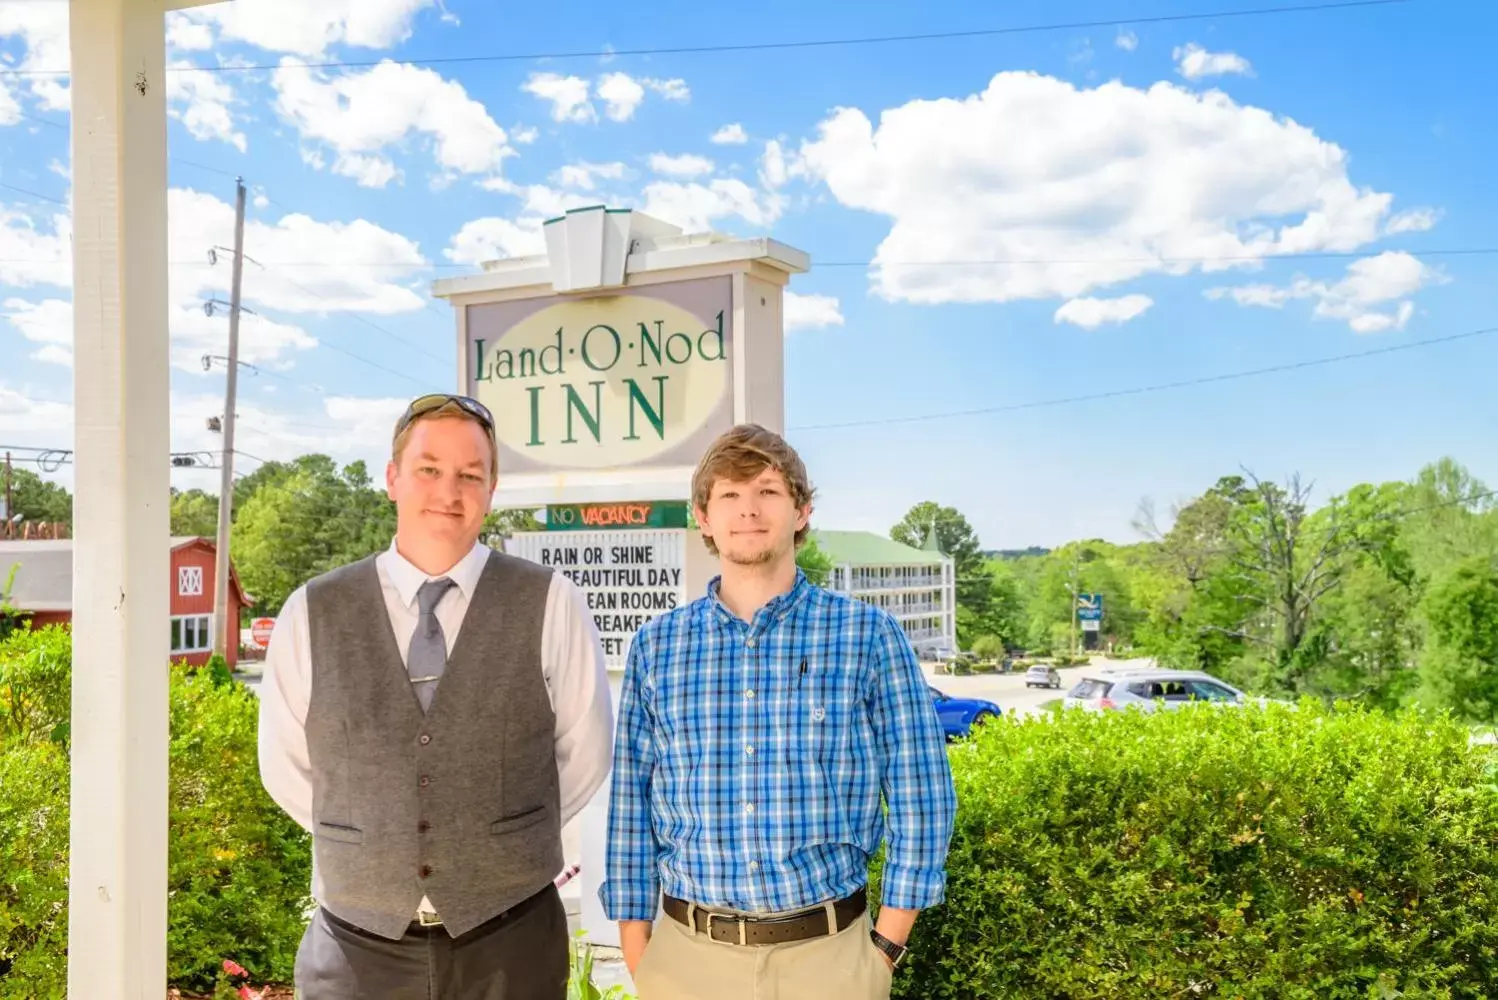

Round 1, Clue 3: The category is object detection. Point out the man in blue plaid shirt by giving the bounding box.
[600,424,957,999]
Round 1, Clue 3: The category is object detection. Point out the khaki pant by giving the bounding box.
[632,909,893,1000]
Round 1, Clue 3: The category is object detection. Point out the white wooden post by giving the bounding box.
[67,1,218,995]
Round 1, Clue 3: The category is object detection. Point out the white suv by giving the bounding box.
[1062,668,1247,713]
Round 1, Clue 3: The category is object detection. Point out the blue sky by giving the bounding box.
[0,0,1493,549]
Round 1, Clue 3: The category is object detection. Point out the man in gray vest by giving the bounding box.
[257,393,614,998]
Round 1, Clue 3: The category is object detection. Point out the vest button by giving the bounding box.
[419,734,431,745]
[419,775,431,787]
[418,820,430,833]
[420,865,433,879]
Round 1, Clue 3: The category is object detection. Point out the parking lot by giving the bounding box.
[923,656,1150,718]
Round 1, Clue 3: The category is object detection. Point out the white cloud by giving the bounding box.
[445,217,548,265]
[524,71,689,125]
[0,2,70,111]
[1174,43,1253,80]
[553,161,628,191]
[1206,251,1441,333]
[512,125,540,145]
[524,73,597,124]
[0,80,23,127]
[640,178,781,234]
[796,71,1416,307]
[165,12,215,52]
[273,60,513,187]
[166,63,246,152]
[0,207,71,289]
[2,298,73,366]
[597,72,646,122]
[1116,30,1139,52]
[1054,294,1154,329]
[784,292,844,332]
[169,187,429,318]
[648,153,715,179]
[1385,207,1441,235]
[0,384,72,440]
[645,77,690,103]
[177,0,436,58]
[711,123,749,145]
[760,140,792,188]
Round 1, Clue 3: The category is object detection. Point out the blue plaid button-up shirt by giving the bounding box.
[598,570,957,921]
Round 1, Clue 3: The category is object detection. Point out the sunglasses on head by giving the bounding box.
[394,393,495,439]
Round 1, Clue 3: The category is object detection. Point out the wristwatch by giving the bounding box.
[869,928,908,968]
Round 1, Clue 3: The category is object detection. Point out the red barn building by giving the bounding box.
[0,536,252,668]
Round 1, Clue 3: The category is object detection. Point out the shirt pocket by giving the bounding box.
[786,658,861,771]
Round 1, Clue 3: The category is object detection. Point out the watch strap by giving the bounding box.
[870,928,907,966]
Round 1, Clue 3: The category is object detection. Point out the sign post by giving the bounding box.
[432,206,808,948]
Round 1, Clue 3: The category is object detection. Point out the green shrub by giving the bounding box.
[874,700,1498,999]
[0,629,311,996]
[0,740,69,995]
[0,625,72,746]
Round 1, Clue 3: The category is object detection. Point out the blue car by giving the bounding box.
[928,686,1002,740]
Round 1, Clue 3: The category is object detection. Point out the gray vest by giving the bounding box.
[303,549,562,940]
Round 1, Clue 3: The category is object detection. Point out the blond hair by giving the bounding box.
[391,401,499,484]
[691,424,815,554]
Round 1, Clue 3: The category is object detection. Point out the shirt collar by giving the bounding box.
[707,568,811,625]
[382,539,490,610]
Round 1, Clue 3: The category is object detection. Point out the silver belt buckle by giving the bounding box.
[417,910,443,927]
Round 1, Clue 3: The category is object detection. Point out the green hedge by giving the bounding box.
[876,700,1498,999]
[0,626,311,998]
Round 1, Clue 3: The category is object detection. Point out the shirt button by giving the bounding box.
[745,803,755,814]
[745,689,755,699]
[749,860,759,871]
[745,745,754,756]
[746,638,756,648]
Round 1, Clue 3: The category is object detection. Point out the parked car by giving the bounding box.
[1024,664,1062,689]
[928,686,1002,740]
[1062,667,1247,713]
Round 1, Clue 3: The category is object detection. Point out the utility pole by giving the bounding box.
[212,178,246,662]
[2,451,11,536]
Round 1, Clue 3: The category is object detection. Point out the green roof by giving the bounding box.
[811,529,947,567]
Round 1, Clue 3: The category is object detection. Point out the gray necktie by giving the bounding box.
[408,578,456,712]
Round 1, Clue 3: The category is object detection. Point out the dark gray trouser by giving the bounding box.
[294,885,569,1000]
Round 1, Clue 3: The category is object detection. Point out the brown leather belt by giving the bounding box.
[662,887,867,946]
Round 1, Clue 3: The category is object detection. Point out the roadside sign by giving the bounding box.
[250,617,276,647]
[1081,619,1100,632]
[1076,593,1103,621]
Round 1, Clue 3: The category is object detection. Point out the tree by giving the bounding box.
[4,466,72,526]
[892,502,992,646]
[795,535,834,587]
[1418,555,1498,724]
[481,508,543,544]
[230,456,397,615]
[170,488,219,537]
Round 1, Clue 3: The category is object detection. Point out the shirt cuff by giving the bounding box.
[880,863,948,911]
[598,878,660,922]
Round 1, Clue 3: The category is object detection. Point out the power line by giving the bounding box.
[0,0,1414,77]
[2,244,1496,272]
[0,181,67,207]
[788,323,1498,433]
[816,247,1498,268]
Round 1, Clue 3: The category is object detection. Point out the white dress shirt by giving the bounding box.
[257,539,614,919]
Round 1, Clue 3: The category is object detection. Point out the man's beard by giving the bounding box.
[723,543,780,567]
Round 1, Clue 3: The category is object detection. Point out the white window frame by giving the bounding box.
[170,614,212,655]
[178,565,204,597]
